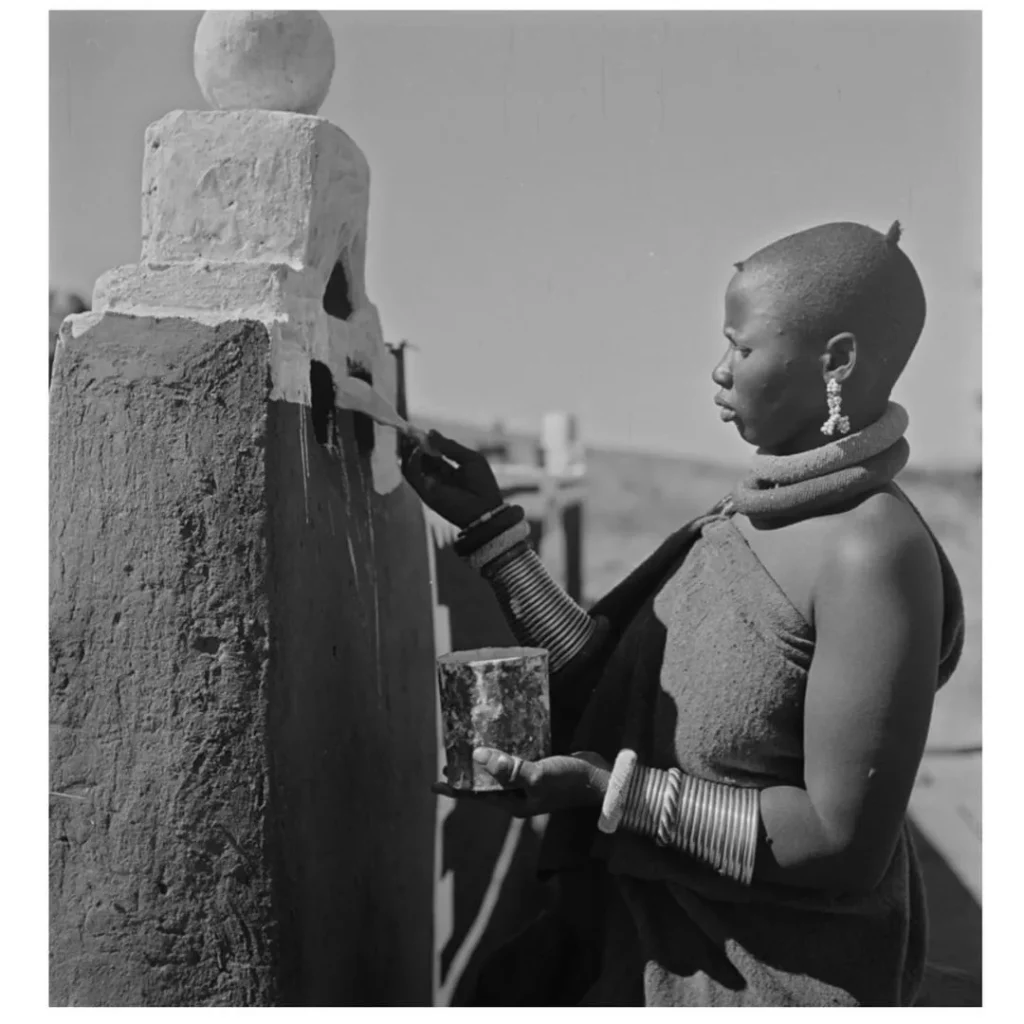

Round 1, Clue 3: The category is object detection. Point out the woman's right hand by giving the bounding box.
[400,430,504,529]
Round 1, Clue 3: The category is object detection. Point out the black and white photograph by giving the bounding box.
[35,2,1000,1010]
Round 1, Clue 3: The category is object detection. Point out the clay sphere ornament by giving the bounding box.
[193,10,336,115]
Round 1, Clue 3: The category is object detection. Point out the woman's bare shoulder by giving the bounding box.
[816,487,942,603]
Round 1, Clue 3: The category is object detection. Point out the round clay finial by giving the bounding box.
[193,11,336,115]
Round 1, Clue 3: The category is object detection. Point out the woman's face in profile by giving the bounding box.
[711,271,825,455]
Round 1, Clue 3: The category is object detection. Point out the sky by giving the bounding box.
[49,9,981,469]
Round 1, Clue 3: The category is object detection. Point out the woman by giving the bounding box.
[401,221,964,1006]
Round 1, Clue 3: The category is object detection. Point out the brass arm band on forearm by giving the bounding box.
[621,763,759,885]
[472,534,596,673]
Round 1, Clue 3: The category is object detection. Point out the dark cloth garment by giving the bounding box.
[476,493,964,1007]
[892,484,965,689]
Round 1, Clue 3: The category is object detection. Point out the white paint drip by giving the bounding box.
[365,498,383,703]
[353,439,369,506]
[373,585,382,702]
[336,437,354,528]
[352,440,373,556]
[336,438,350,495]
[346,534,360,597]
[342,525,378,694]
[297,405,311,525]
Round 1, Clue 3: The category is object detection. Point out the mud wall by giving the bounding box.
[50,316,278,1006]
[50,313,437,1005]
[265,396,436,1005]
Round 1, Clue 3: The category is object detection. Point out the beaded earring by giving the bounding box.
[821,377,851,437]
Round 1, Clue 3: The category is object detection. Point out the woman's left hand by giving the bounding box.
[432,748,611,817]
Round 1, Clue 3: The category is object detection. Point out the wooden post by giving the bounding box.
[562,500,584,604]
[540,412,585,602]
[388,340,410,420]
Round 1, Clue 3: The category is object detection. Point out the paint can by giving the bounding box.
[436,646,551,791]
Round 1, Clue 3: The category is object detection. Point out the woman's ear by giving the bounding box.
[819,332,858,381]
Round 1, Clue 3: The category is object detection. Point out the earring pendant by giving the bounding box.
[821,377,851,436]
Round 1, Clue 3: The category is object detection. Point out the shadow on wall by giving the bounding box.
[50,288,90,383]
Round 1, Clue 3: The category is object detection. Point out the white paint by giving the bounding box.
[298,399,311,525]
[140,111,367,282]
[365,498,384,702]
[337,434,354,514]
[366,345,402,495]
[91,107,402,496]
[63,310,105,341]
[345,534,360,587]
[193,11,336,116]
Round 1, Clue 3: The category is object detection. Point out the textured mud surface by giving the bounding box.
[50,317,277,1007]
[437,648,551,790]
[50,314,437,1006]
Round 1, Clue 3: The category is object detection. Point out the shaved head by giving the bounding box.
[734,221,926,387]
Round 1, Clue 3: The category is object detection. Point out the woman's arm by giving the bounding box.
[401,429,716,749]
[402,429,716,684]
[459,497,726,677]
[470,529,600,673]
[401,431,605,677]
[432,502,607,749]
[755,501,943,891]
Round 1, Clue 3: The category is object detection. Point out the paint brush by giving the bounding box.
[334,374,443,457]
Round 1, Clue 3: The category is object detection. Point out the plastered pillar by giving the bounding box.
[50,11,436,1006]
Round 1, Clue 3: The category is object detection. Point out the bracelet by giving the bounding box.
[656,768,682,847]
[466,519,532,571]
[459,502,508,537]
[479,539,532,580]
[621,764,759,886]
[483,541,597,673]
[453,504,525,557]
[598,749,638,834]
